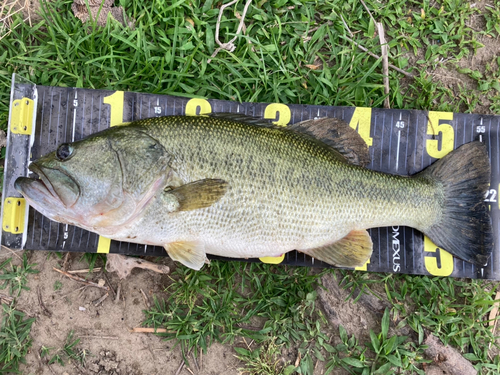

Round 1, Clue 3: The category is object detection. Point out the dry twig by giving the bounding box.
[1,245,23,261]
[192,351,200,372]
[68,267,102,274]
[80,335,119,340]
[49,286,87,305]
[115,282,121,303]
[175,348,193,375]
[359,0,376,25]
[63,252,71,271]
[140,288,151,309]
[53,267,109,291]
[37,286,52,317]
[0,293,14,305]
[129,327,169,333]
[106,254,170,279]
[93,292,109,306]
[376,22,390,108]
[208,0,252,63]
[102,272,116,299]
[341,35,414,78]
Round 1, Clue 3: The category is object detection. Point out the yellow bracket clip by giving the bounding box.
[10,98,34,135]
[259,254,285,264]
[2,198,26,234]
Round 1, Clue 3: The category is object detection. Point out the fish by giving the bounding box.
[14,114,493,270]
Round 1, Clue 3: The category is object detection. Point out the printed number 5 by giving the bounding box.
[426,112,454,159]
[424,236,453,276]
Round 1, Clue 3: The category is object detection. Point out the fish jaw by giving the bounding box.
[14,176,83,226]
[31,162,80,207]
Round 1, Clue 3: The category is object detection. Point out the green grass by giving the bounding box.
[42,330,89,367]
[0,256,38,373]
[339,271,500,374]
[0,255,39,298]
[2,0,500,373]
[0,304,35,373]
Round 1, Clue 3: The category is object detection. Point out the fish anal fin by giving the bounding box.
[164,241,206,270]
[166,178,228,211]
[300,229,373,268]
[290,118,370,166]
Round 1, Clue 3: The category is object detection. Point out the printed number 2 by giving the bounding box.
[426,112,454,159]
[485,188,497,203]
[185,98,212,116]
[424,236,453,277]
[264,103,291,126]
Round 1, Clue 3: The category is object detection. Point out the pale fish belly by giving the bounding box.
[110,194,354,259]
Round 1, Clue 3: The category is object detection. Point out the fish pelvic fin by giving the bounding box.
[418,141,493,266]
[166,179,228,211]
[164,241,207,270]
[289,118,370,166]
[300,229,373,268]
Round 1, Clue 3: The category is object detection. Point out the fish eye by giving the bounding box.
[56,143,74,161]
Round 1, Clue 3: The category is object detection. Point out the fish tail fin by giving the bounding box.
[418,141,493,266]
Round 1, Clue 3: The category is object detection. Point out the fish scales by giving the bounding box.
[125,116,440,258]
[15,114,493,269]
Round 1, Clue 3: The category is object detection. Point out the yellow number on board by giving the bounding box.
[424,236,453,276]
[264,103,291,126]
[355,257,370,271]
[349,107,373,147]
[185,99,212,116]
[426,112,454,159]
[98,91,125,253]
[103,91,124,126]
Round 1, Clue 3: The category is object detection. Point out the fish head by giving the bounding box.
[15,127,170,232]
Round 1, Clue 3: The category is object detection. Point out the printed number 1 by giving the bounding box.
[103,91,124,127]
[97,91,125,254]
[349,107,373,147]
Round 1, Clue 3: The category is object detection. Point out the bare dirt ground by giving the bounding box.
[14,251,242,375]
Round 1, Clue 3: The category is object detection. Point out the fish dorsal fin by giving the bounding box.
[164,241,206,270]
[165,179,228,211]
[290,118,370,166]
[300,229,373,268]
[208,113,275,128]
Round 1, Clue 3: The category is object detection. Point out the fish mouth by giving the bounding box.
[15,163,80,208]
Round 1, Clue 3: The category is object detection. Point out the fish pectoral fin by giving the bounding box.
[289,118,370,166]
[164,241,207,270]
[165,179,228,211]
[300,229,373,268]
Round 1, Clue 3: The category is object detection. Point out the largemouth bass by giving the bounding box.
[15,115,493,270]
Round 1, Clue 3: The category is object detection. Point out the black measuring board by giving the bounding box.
[2,78,500,279]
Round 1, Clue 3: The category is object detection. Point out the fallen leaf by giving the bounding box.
[305,64,321,70]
